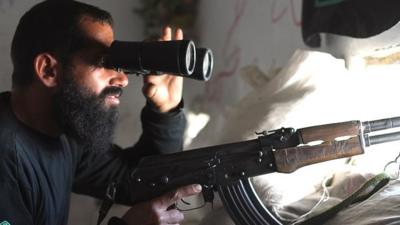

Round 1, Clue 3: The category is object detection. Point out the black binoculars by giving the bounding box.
[105,40,213,81]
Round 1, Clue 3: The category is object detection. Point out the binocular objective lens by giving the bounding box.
[203,53,210,76]
[185,43,195,74]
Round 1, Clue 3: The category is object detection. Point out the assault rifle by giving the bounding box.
[127,116,400,225]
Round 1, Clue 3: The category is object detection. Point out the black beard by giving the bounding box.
[53,75,122,152]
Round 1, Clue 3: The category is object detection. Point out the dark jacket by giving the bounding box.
[0,92,186,225]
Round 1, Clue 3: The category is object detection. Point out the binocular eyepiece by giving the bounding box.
[105,40,213,81]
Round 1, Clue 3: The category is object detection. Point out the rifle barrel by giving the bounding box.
[365,131,400,146]
[362,117,400,133]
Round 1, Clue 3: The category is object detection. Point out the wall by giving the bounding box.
[187,0,305,148]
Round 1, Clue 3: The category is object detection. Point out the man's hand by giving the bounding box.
[142,26,184,113]
[122,184,202,225]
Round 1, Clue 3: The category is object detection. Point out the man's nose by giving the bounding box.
[109,70,129,88]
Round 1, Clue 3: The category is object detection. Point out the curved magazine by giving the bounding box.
[218,179,282,225]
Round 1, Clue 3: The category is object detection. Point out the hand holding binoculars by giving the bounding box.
[105,40,213,81]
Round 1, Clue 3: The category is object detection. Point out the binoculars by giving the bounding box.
[105,40,213,81]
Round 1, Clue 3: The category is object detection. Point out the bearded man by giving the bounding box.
[0,1,201,225]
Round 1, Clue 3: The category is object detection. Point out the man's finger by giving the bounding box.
[162,26,172,41]
[155,184,202,209]
[160,209,184,224]
[174,28,183,40]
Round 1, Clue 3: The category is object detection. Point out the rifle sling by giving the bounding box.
[298,173,391,225]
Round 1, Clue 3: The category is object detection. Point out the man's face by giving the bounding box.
[54,17,129,152]
[67,17,129,109]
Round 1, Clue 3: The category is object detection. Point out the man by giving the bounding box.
[0,1,201,225]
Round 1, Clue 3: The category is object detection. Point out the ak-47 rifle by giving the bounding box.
[126,116,400,225]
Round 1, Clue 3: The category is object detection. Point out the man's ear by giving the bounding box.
[33,53,60,88]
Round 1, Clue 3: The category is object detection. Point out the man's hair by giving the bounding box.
[11,0,113,87]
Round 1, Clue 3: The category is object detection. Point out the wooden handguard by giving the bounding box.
[298,120,361,144]
[273,121,364,173]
